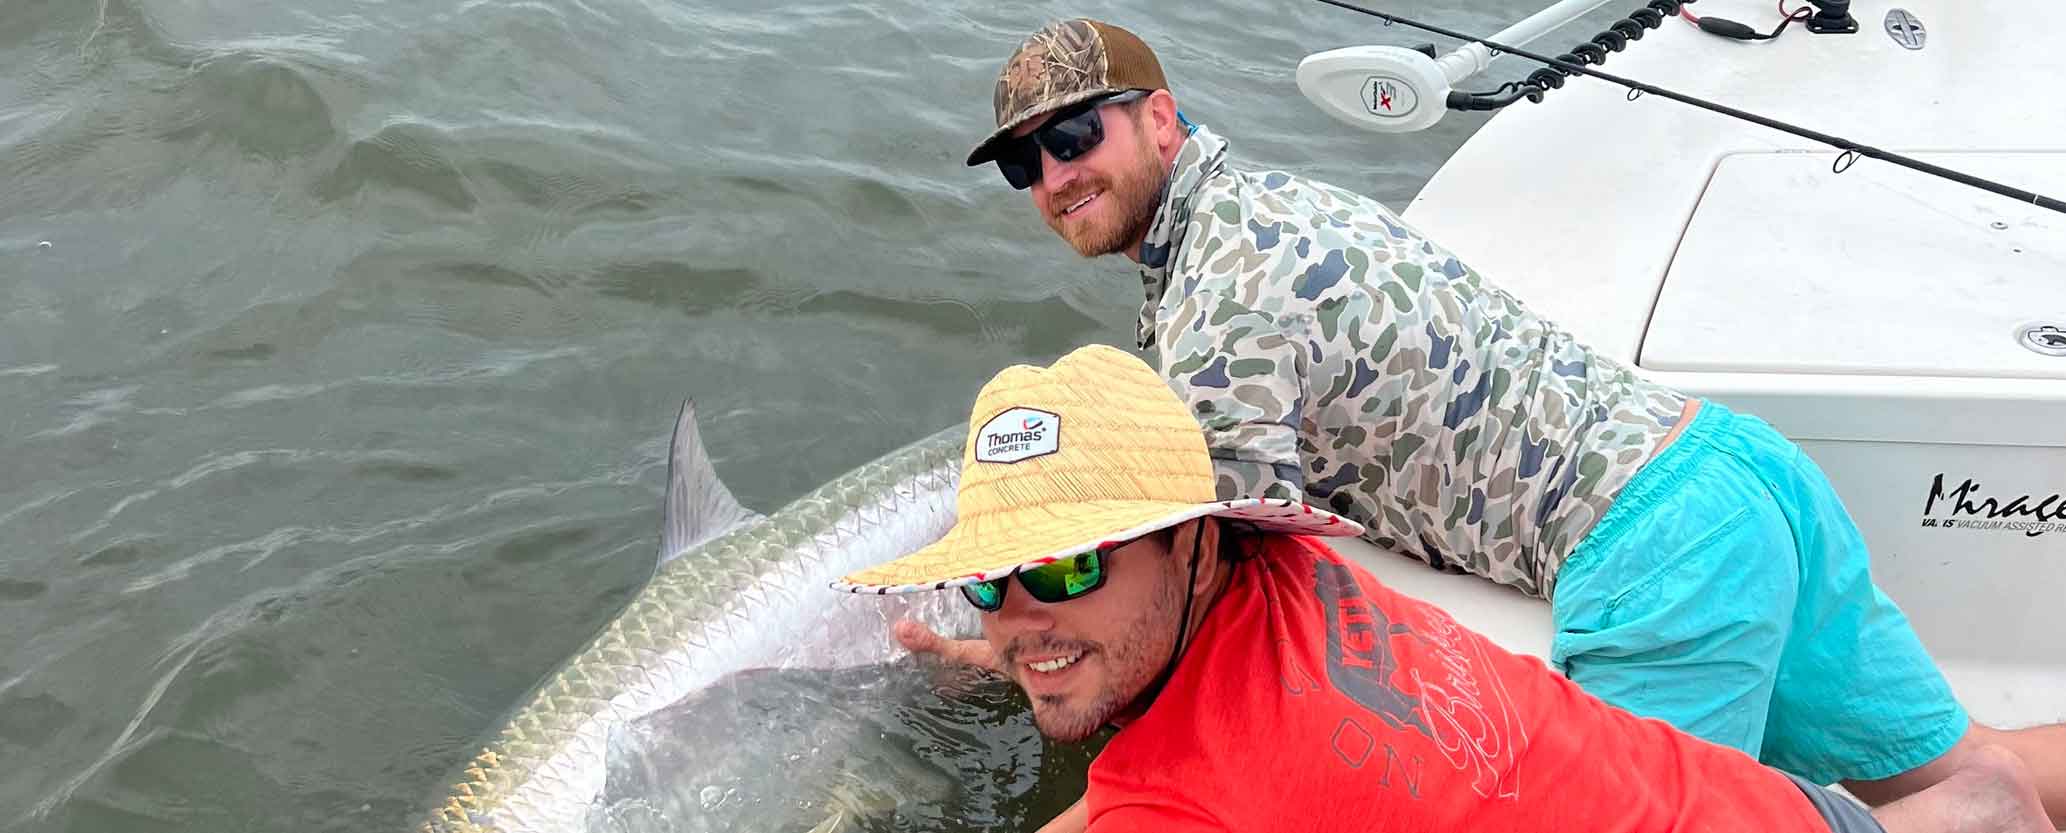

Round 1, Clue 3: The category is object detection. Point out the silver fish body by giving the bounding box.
[423,410,974,833]
[584,659,1028,833]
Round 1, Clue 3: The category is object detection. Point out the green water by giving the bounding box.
[0,0,1603,829]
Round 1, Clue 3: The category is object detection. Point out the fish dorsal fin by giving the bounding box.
[661,400,761,564]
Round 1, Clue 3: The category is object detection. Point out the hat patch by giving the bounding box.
[975,407,1059,464]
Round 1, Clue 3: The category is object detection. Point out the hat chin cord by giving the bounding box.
[1119,528,1204,724]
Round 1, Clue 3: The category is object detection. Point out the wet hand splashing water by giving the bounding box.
[585,658,1103,833]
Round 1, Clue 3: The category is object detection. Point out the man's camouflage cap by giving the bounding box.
[964,19,1170,167]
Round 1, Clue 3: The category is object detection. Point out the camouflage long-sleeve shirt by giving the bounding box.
[1137,126,1688,599]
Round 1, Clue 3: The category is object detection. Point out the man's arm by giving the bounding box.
[1034,797,1088,833]
[1032,790,1227,833]
[1156,289,1309,503]
[891,619,998,672]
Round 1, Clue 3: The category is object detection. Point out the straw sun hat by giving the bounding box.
[834,344,1363,595]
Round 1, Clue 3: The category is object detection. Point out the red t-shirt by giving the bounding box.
[1085,535,1827,832]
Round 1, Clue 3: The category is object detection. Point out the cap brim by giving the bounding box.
[963,87,1127,167]
[833,497,1363,594]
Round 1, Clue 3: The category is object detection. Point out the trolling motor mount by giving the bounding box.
[1297,45,1464,134]
[1805,0,1859,34]
[1298,0,1699,133]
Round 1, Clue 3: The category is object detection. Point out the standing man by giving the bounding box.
[904,17,2066,822]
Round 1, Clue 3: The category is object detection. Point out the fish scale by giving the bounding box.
[423,418,968,833]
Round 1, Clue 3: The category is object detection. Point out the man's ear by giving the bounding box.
[1144,90,1183,155]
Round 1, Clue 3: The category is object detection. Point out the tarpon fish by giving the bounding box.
[585,658,1042,833]
[422,403,976,833]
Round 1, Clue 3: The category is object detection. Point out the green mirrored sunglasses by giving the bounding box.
[960,548,1109,612]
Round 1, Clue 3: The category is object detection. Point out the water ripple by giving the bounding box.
[0,0,1546,827]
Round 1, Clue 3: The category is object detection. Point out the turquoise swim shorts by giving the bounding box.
[1549,400,1968,786]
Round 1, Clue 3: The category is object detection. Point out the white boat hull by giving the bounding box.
[1325,0,2065,730]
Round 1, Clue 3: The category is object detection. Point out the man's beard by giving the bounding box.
[1008,567,1184,743]
[1046,131,1165,258]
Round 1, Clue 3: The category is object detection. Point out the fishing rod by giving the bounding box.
[1304,0,2066,215]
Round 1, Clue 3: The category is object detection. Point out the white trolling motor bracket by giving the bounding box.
[1296,0,1626,134]
[1297,43,1495,134]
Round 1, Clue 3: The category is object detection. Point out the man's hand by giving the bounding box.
[893,619,1001,673]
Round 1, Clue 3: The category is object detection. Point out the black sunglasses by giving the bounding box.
[960,548,1111,612]
[994,89,1151,190]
